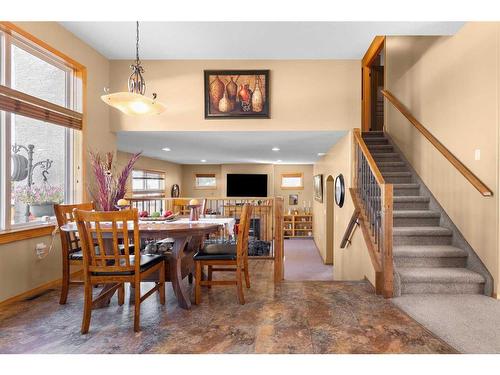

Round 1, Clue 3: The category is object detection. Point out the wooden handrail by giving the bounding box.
[381,89,493,197]
[353,128,386,186]
[340,209,360,248]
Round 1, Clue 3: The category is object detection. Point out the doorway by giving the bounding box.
[362,36,386,132]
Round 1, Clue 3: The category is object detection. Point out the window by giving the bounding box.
[0,24,83,231]
[194,173,216,189]
[280,173,304,189]
[132,169,165,197]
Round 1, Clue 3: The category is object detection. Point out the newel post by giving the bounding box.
[274,196,284,283]
[381,183,393,298]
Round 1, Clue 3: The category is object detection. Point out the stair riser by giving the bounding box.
[394,257,467,268]
[394,234,452,246]
[364,139,389,145]
[383,175,413,184]
[373,155,401,162]
[368,146,394,153]
[401,282,484,295]
[393,201,429,210]
[394,187,421,196]
[393,216,440,227]
[362,132,385,138]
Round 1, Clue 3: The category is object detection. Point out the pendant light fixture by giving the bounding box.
[101,21,166,116]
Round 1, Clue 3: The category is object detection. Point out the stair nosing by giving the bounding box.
[393,245,468,258]
[396,267,485,284]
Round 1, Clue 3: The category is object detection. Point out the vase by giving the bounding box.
[252,79,264,112]
[30,202,55,217]
[226,77,238,109]
[209,75,225,110]
[238,84,253,112]
[218,88,232,113]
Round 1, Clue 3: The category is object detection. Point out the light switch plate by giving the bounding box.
[474,149,481,161]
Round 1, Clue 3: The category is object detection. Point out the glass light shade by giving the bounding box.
[101,92,166,116]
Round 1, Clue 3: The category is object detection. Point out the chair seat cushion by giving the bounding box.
[91,254,165,276]
[194,243,236,261]
[68,244,135,261]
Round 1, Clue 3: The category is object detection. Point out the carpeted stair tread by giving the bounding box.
[393,226,452,237]
[393,196,430,203]
[382,171,412,177]
[392,183,420,189]
[372,152,400,159]
[362,131,385,138]
[363,137,388,144]
[377,161,406,167]
[393,245,468,258]
[368,144,394,151]
[393,210,441,218]
[397,267,485,284]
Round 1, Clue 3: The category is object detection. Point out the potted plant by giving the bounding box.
[88,151,141,211]
[14,183,64,217]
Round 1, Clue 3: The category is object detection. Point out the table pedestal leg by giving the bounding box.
[169,236,192,309]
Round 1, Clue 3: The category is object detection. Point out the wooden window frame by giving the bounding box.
[132,168,166,198]
[280,172,304,190]
[194,173,217,190]
[0,22,87,244]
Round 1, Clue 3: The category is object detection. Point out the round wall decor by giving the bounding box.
[335,174,345,208]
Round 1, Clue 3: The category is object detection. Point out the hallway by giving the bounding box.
[284,239,333,281]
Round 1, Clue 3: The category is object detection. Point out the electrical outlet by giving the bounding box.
[36,242,47,258]
[474,149,481,161]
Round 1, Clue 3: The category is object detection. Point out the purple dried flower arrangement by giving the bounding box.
[88,151,141,211]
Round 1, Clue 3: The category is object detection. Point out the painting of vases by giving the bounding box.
[204,70,270,119]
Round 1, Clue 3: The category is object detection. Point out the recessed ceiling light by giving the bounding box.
[200,159,207,163]
[272,147,280,151]
[317,152,326,156]
[276,160,282,163]
[162,147,171,151]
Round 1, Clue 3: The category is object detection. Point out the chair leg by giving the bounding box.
[236,265,245,305]
[81,280,93,334]
[59,257,70,305]
[244,258,250,289]
[159,263,166,305]
[134,279,141,332]
[194,261,202,305]
[207,265,213,289]
[118,283,125,306]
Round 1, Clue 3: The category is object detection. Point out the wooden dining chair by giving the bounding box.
[54,202,95,305]
[73,208,165,333]
[194,204,252,305]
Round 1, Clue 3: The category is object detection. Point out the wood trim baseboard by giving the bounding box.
[0,270,82,308]
[0,224,56,245]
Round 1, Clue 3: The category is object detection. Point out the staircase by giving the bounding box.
[362,131,489,297]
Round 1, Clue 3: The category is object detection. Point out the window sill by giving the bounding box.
[0,224,56,245]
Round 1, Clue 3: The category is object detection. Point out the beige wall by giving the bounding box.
[273,164,314,212]
[313,132,375,283]
[117,151,183,199]
[108,60,360,132]
[181,164,222,198]
[0,22,114,303]
[385,22,500,294]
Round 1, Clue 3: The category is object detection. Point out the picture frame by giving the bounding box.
[204,70,270,119]
[313,174,323,202]
[289,194,299,206]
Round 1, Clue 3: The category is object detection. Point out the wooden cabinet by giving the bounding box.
[284,214,313,238]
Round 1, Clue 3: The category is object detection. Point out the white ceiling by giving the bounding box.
[60,22,464,60]
[117,131,346,164]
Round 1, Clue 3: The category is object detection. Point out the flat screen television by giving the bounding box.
[226,174,268,197]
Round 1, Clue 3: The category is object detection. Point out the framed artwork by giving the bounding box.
[313,174,323,203]
[289,194,299,206]
[204,70,270,119]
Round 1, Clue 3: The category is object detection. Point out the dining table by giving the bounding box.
[60,220,223,310]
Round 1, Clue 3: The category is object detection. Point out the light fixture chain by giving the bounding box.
[136,21,140,64]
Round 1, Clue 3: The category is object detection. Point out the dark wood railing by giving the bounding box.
[352,129,393,298]
[381,89,493,197]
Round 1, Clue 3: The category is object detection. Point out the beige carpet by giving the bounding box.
[284,239,333,281]
[393,294,500,353]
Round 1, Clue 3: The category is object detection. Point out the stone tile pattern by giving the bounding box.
[0,260,456,354]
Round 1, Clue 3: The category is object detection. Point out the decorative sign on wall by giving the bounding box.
[204,70,270,119]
